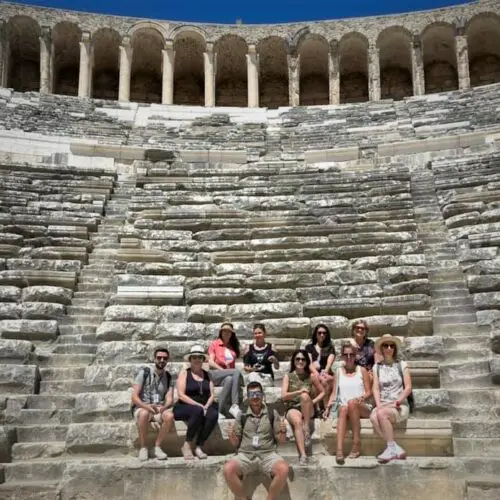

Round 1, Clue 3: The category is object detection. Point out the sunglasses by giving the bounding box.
[295,357,307,362]
[317,331,327,335]
[156,356,168,361]
[343,353,355,358]
[382,343,395,349]
[190,355,205,360]
[247,390,264,398]
[355,326,367,331]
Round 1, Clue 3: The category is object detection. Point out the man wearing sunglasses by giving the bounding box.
[223,381,289,500]
[131,346,174,461]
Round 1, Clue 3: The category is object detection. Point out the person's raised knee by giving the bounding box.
[223,459,239,477]
[137,409,150,421]
[273,460,289,477]
[300,392,311,402]
[347,399,358,409]
[162,410,174,422]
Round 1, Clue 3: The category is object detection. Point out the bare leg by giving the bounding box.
[286,409,306,458]
[137,409,151,448]
[378,408,396,443]
[370,409,384,440]
[346,400,364,458]
[155,410,174,447]
[267,460,289,500]
[300,392,313,438]
[336,406,348,463]
[223,459,247,500]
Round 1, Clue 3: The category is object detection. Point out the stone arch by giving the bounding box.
[467,13,500,87]
[91,28,120,100]
[298,34,329,105]
[6,15,41,92]
[130,27,163,103]
[421,23,458,94]
[214,35,247,107]
[52,21,81,96]
[170,25,207,44]
[173,30,205,105]
[377,26,413,100]
[339,32,369,103]
[127,21,168,40]
[257,36,288,109]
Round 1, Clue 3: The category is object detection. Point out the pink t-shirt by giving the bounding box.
[208,339,237,369]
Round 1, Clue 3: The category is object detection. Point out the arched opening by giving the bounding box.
[339,33,369,103]
[258,37,288,108]
[53,21,81,96]
[92,28,120,100]
[130,27,163,103]
[6,16,40,92]
[173,31,204,105]
[298,35,329,105]
[467,13,500,87]
[422,23,458,94]
[215,35,247,107]
[377,27,413,100]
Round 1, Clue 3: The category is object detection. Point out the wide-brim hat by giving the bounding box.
[374,334,402,354]
[184,344,208,362]
[219,321,235,334]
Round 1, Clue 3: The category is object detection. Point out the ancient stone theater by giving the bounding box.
[1,0,500,498]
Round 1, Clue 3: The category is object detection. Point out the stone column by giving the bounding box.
[118,36,133,102]
[247,44,259,108]
[0,22,9,88]
[368,44,381,101]
[78,31,92,98]
[204,42,215,107]
[288,50,300,107]
[162,40,175,105]
[411,37,425,96]
[39,26,52,94]
[328,41,340,105]
[455,26,470,90]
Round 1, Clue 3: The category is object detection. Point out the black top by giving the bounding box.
[181,368,211,405]
[243,343,277,378]
[305,343,336,372]
[356,338,375,370]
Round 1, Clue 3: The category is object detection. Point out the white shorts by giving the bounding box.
[133,408,164,423]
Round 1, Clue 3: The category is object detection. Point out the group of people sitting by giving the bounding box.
[131,320,413,498]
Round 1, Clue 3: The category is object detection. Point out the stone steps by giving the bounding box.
[39,366,86,380]
[440,360,492,388]
[39,379,84,393]
[19,409,73,426]
[52,344,97,355]
[26,394,76,410]
[35,353,95,367]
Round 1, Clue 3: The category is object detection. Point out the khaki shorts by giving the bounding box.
[233,452,284,477]
[133,408,166,423]
[371,405,409,424]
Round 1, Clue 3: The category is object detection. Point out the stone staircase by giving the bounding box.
[411,167,500,498]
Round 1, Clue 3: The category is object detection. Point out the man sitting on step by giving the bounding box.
[131,346,174,461]
[224,381,289,500]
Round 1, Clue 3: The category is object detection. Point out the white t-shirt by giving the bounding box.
[375,361,408,405]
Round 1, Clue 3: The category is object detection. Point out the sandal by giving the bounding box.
[194,446,207,459]
[348,442,361,459]
[299,455,308,466]
[335,450,345,465]
[182,442,194,461]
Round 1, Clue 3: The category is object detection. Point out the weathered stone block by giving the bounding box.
[351,255,396,270]
[310,316,350,338]
[381,294,431,314]
[104,306,158,322]
[0,303,21,319]
[155,322,207,341]
[0,286,21,302]
[252,317,311,339]
[326,270,377,285]
[491,355,500,385]
[0,319,58,341]
[185,288,254,305]
[65,422,132,454]
[339,284,383,298]
[467,275,500,293]
[228,302,303,320]
[73,391,130,422]
[0,364,39,394]
[21,286,72,305]
[404,336,445,359]
[0,339,34,364]
[303,298,380,319]
[473,292,500,310]
[491,330,500,355]
[377,266,428,284]
[187,304,228,322]
[157,306,187,323]
[22,302,65,320]
[383,279,430,296]
[413,389,452,413]
[0,426,16,463]
[261,260,350,275]
[407,310,433,336]
[95,322,156,342]
[296,286,339,302]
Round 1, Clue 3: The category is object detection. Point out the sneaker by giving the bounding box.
[154,446,167,460]
[299,455,308,466]
[393,444,407,460]
[229,404,241,419]
[377,446,398,464]
[138,447,148,461]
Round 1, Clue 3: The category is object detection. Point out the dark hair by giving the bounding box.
[247,381,264,392]
[290,349,311,375]
[154,347,170,358]
[311,323,332,348]
[253,323,267,333]
[218,324,240,358]
[351,320,369,336]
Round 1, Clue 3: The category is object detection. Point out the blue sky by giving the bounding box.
[17,0,469,24]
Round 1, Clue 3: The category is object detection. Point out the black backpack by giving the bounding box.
[239,406,277,445]
[377,362,415,413]
[130,367,171,414]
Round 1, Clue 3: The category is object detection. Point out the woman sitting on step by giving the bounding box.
[208,321,244,419]
[243,322,279,387]
[324,342,373,464]
[350,319,377,374]
[305,323,336,414]
[173,345,219,460]
[281,348,324,465]
[370,334,413,464]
